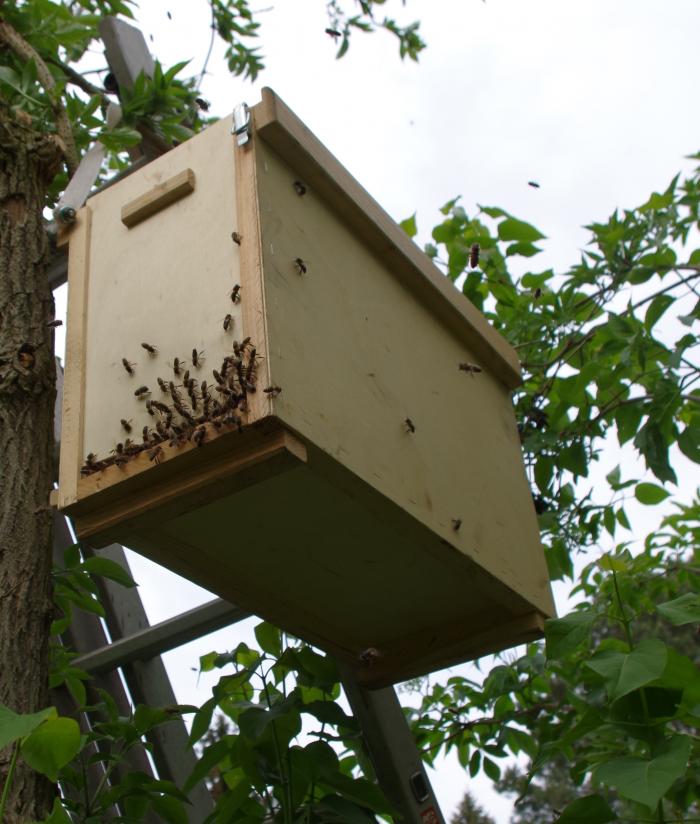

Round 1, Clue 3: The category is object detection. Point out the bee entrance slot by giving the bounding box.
[121,168,196,228]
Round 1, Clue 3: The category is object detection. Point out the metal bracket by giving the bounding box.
[232,102,251,146]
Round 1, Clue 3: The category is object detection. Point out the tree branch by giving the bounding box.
[0,20,79,175]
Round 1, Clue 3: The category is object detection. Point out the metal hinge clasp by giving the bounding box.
[232,103,251,146]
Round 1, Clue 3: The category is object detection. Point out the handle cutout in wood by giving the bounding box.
[121,168,195,228]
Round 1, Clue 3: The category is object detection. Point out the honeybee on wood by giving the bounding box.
[359,647,383,667]
[231,231,242,245]
[122,358,136,375]
[172,357,185,376]
[188,388,199,412]
[142,425,151,443]
[145,400,156,417]
[148,445,164,464]
[157,377,169,393]
[134,385,150,398]
[151,399,171,414]
[168,381,183,404]
[155,420,168,438]
[469,243,480,269]
[114,454,129,467]
[85,452,97,467]
[192,349,205,368]
[210,399,223,418]
[120,418,132,433]
[229,284,241,303]
[111,442,125,456]
[293,257,307,275]
[223,412,243,433]
[193,426,207,447]
[141,342,157,355]
[293,179,307,195]
[263,385,282,397]
[458,362,482,377]
[404,418,416,433]
[223,314,233,332]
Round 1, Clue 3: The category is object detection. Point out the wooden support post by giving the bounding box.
[340,664,446,824]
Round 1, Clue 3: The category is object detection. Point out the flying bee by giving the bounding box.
[458,362,483,377]
[148,445,164,465]
[120,418,132,433]
[231,232,242,245]
[293,257,307,275]
[192,348,205,368]
[157,377,168,392]
[172,357,185,376]
[223,313,233,332]
[193,426,206,447]
[263,385,282,397]
[469,243,480,269]
[122,358,136,375]
[292,179,307,196]
[141,342,157,355]
[528,180,540,188]
[452,518,462,532]
[46,319,63,328]
[134,385,150,398]
[229,284,241,303]
[404,418,416,433]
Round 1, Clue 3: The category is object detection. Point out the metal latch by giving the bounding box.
[232,103,251,146]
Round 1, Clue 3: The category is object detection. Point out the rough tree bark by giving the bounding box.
[0,102,61,821]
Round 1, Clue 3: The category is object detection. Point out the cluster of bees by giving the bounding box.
[81,283,271,477]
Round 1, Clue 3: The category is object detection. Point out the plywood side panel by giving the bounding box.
[252,88,521,390]
[256,139,554,618]
[58,207,93,509]
[80,116,243,468]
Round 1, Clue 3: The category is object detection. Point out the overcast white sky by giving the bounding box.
[54,2,700,821]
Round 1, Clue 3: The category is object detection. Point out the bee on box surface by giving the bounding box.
[142,425,151,443]
[229,284,241,303]
[293,257,307,275]
[192,349,204,368]
[151,400,171,415]
[193,426,207,447]
[231,231,242,245]
[134,385,150,398]
[223,412,243,433]
[172,357,185,376]
[168,381,183,404]
[141,342,157,355]
[145,400,155,416]
[359,647,383,667]
[223,314,233,332]
[111,442,125,456]
[404,418,416,433]
[263,385,282,397]
[148,445,164,465]
[122,358,135,375]
[292,180,307,196]
[458,362,482,377]
[452,518,462,532]
[212,369,225,385]
[157,377,168,393]
[120,418,132,433]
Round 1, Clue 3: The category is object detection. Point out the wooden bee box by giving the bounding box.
[58,88,555,687]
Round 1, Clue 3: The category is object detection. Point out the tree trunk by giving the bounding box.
[0,103,61,821]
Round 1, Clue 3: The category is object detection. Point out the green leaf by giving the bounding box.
[254,621,281,657]
[634,482,670,505]
[556,794,617,823]
[678,426,700,463]
[21,717,81,782]
[506,241,542,257]
[80,556,136,587]
[399,213,417,238]
[586,639,668,702]
[594,734,691,810]
[483,756,500,781]
[644,294,674,331]
[43,798,74,824]
[545,610,596,659]
[657,593,700,626]
[497,217,546,243]
[315,794,377,823]
[0,703,55,749]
